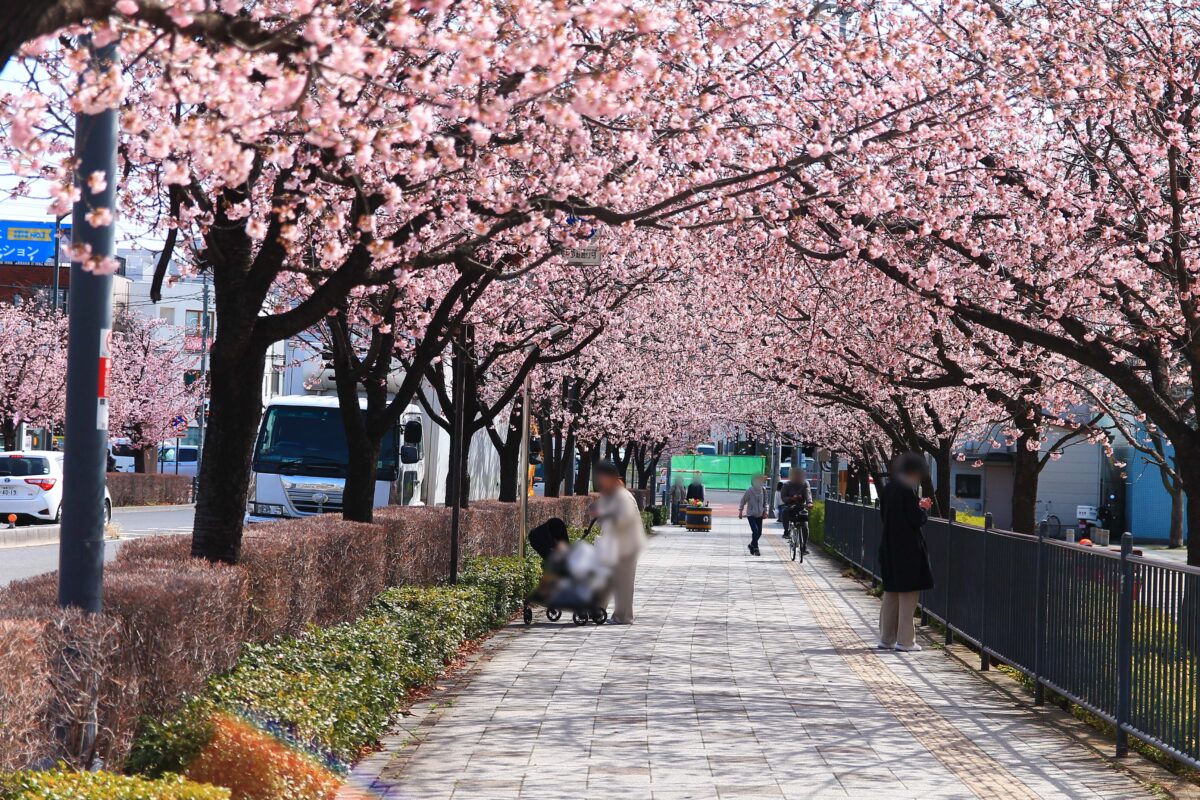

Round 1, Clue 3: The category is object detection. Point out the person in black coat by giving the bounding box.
[686,474,705,503]
[877,452,934,652]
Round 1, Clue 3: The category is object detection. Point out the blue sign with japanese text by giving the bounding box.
[0,220,70,265]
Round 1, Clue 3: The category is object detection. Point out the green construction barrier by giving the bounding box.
[728,473,756,491]
[670,455,696,472]
[729,455,766,475]
[700,472,728,490]
[694,455,725,473]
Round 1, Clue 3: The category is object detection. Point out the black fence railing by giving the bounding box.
[823,496,1200,770]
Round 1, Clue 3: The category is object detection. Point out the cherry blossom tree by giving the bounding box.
[108,312,200,472]
[0,304,68,450]
[759,0,1200,559]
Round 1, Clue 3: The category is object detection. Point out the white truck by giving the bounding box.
[246,395,425,521]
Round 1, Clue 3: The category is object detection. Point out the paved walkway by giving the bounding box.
[347,517,1155,799]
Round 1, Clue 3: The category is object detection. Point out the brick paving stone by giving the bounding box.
[344,517,1158,800]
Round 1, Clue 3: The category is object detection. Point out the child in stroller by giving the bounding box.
[524,517,612,626]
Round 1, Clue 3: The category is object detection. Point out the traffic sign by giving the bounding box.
[563,216,601,265]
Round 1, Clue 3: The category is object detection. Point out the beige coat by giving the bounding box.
[595,487,646,559]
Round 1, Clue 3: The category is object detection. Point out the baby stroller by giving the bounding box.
[523,518,611,626]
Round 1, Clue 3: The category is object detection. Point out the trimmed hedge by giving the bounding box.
[809,501,826,546]
[127,557,532,799]
[374,497,594,585]
[0,497,587,777]
[0,562,248,768]
[106,474,193,507]
[0,620,49,772]
[0,770,227,800]
[116,519,387,642]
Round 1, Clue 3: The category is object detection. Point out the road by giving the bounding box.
[0,504,194,586]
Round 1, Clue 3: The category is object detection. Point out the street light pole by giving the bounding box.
[447,323,472,584]
[517,369,532,560]
[59,37,118,613]
[194,275,210,487]
[51,212,68,312]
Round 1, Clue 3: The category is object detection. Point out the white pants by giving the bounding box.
[610,552,639,624]
[879,591,920,648]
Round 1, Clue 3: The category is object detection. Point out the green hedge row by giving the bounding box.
[0,770,226,800]
[648,505,669,527]
[809,501,826,546]
[120,555,534,798]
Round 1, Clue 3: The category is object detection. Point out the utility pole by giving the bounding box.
[194,275,210,487]
[51,212,68,312]
[517,369,532,560]
[447,324,472,583]
[59,38,118,613]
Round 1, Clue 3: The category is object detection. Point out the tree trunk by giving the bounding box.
[575,442,593,497]
[342,433,382,522]
[1,419,15,451]
[932,445,951,519]
[191,338,268,563]
[497,443,520,502]
[1169,483,1185,549]
[134,443,158,474]
[1176,445,1200,566]
[540,421,563,498]
[562,427,576,496]
[494,406,522,503]
[1011,433,1041,535]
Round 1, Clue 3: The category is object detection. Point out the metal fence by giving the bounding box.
[824,497,1200,769]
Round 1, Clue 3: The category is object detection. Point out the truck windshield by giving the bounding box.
[253,406,398,479]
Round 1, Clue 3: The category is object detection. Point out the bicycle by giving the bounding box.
[788,510,810,562]
[1036,499,1062,539]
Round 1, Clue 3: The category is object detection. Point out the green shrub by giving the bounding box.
[130,559,531,778]
[568,524,597,543]
[459,556,536,626]
[0,769,227,800]
[809,501,825,546]
[649,506,669,527]
[640,510,654,535]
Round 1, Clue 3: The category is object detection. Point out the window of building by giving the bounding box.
[159,307,176,325]
[955,473,982,499]
[185,309,205,335]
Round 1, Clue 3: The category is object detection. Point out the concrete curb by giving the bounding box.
[0,524,60,549]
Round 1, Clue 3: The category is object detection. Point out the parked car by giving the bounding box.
[0,451,112,525]
[158,444,199,477]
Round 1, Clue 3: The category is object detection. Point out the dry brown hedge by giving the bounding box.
[107,473,193,507]
[0,495,595,771]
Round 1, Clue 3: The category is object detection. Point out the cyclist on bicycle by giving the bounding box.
[779,468,813,550]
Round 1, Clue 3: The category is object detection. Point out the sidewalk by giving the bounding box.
[346,517,1157,799]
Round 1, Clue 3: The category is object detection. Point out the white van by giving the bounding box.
[158,444,200,477]
[246,395,424,521]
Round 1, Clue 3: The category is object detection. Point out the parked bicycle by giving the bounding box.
[1036,499,1062,539]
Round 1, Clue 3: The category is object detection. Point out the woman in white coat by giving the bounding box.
[591,462,646,625]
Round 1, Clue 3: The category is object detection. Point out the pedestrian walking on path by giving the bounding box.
[591,461,645,625]
[670,474,686,524]
[877,452,934,652]
[738,474,767,556]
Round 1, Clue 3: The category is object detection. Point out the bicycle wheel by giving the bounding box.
[798,521,809,563]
